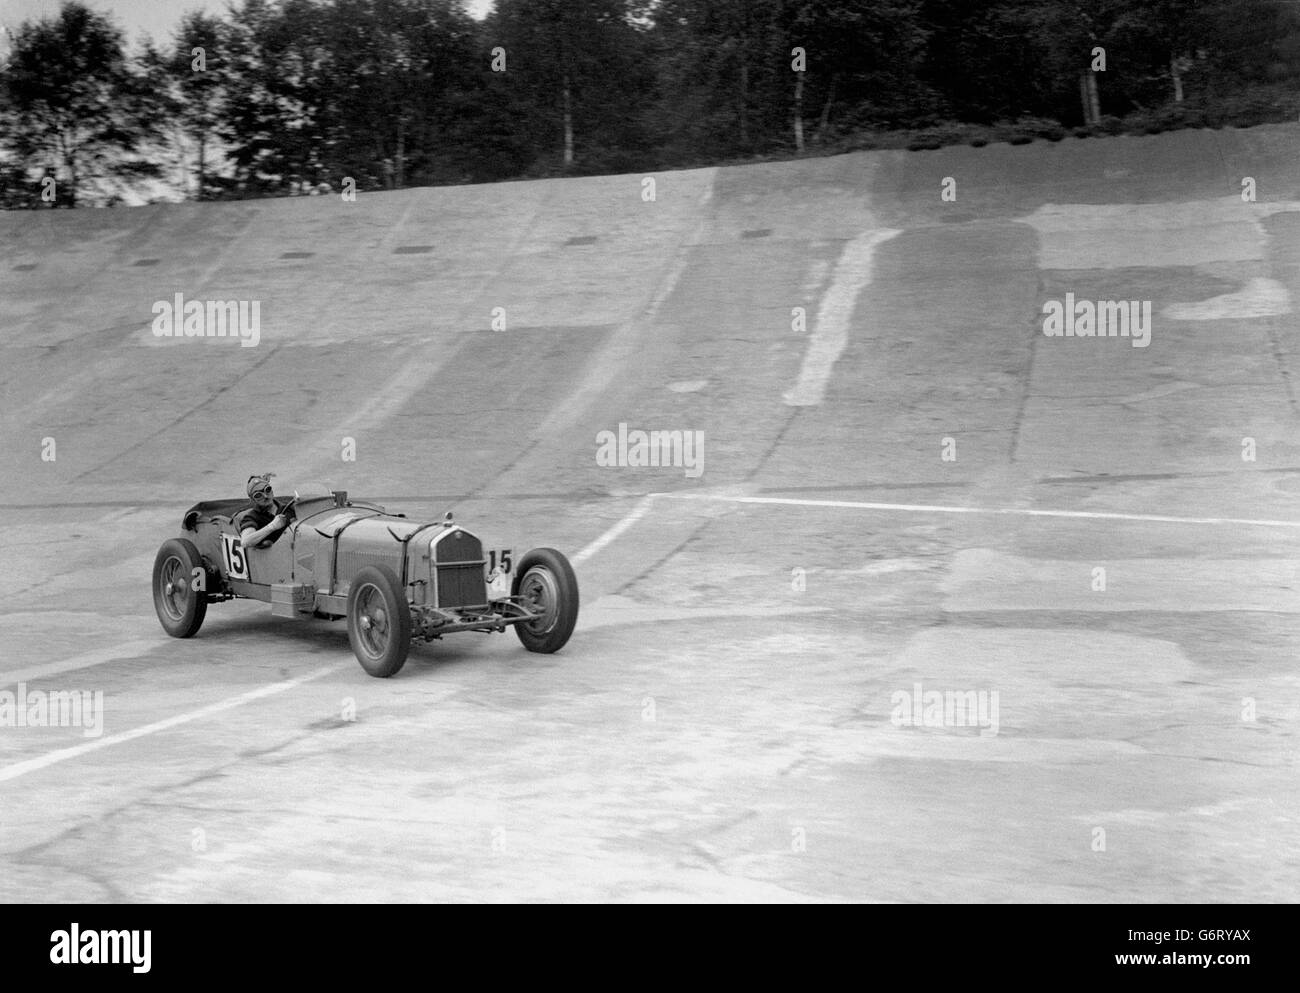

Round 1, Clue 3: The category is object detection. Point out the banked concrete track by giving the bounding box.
[1,125,1299,901]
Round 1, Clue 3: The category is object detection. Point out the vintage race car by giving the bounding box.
[151,483,578,677]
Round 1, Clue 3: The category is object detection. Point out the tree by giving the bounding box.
[1123,0,1300,105]
[646,0,781,160]
[2,1,161,206]
[211,0,487,194]
[786,1,932,139]
[323,0,481,189]
[216,0,336,195]
[647,0,931,161]
[918,1,1053,124]
[487,0,654,172]
[143,12,228,199]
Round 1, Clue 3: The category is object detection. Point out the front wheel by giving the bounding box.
[153,538,209,638]
[347,565,412,677]
[511,548,579,654]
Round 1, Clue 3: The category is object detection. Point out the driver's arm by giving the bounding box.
[240,514,286,549]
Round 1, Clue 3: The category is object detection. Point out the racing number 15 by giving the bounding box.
[486,548,513,576]
[221,533,250,580]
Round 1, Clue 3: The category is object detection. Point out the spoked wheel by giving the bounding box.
[152,538,208,638]
[511,548,579,654]
[347,565,411,677]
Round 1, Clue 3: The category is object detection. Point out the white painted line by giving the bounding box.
[573,494,658,564]
[1018,198,1300,269]
[1161,276,1291,320]
[0,639,160,688]
[656,492,1300,528]
[783,228,901,407]
[0,665,345,783]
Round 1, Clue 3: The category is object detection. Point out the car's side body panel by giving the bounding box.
[330,516,416,598]
[288,523,333,594]
[228,578,272,602]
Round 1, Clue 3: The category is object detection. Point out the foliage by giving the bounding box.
[1,0,1298,206]
[1,1,162,206]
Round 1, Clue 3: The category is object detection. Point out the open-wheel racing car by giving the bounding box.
[152,483,578,677]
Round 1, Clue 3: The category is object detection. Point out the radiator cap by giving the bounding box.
[443,511,454,527]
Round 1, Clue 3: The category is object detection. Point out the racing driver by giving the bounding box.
[235,473,290,549]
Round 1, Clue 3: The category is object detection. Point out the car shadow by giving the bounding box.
[196,609,507,674]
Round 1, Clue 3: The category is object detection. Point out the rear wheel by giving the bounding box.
[511,548,579,654]
[153,538,208,638]
[347,565,411,677]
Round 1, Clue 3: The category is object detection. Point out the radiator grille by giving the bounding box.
[436,563,488,609]
[434,529,486,608]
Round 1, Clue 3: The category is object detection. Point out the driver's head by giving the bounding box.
[247,473,275,509]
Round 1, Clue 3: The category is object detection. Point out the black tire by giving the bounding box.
[153,538,209,638]
[347,565,412,678]
[511,548,579,654]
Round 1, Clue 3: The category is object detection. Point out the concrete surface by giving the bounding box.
[2,125,1299,902]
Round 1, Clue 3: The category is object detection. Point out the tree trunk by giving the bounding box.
[1079,73,1091,124]
[816,75,837,141]
[562,73,573,167]
[396,118,405,188]
[1087,70,1101,123]
[183,133,191,198]
[197,132,207,200]
[793,72,804,153]
[1171,53,1185,103]
[739,63,749,146]
[63,134,76,208]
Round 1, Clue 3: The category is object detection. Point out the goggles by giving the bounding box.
[247,472,276,498]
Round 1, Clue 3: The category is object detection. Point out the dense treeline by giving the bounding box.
[1,0,1297,207]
